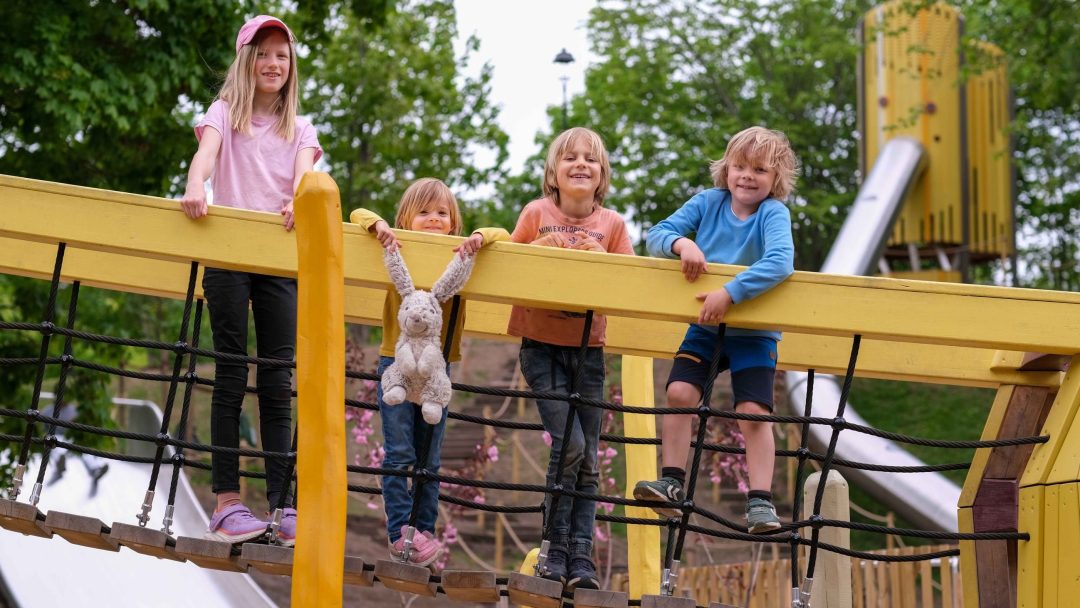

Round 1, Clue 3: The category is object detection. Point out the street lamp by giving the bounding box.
[553,48,575,131]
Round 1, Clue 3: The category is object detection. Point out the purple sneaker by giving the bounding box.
[205,504,268,544]
[275,508,297,547]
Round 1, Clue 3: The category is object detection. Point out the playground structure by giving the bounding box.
[0,2,1077,607]
[0,169,1076,607]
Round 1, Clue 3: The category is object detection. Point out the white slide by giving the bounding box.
[783,137,962,532]
[0,398,276,607]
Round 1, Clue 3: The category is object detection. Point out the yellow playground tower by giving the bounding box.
[859,1,1013,283]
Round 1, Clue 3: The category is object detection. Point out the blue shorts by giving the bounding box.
[666,325,777,411]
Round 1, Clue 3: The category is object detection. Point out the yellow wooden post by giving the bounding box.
[621,354,661,598]
[291,172,346,607]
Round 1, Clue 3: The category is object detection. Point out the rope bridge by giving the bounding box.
[3,173,1079,608]
[0,241,1042,608]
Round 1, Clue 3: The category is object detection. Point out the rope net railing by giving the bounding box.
[0,243,1046,606]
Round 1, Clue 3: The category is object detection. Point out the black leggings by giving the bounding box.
[203,268,296,511]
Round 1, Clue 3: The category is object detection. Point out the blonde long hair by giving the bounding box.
[394,178,463,235]
[542,127,611,207]
[710,126,799,201]
[218,28,299,141]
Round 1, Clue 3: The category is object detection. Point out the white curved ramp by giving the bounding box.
[0,399,276,607]
[784,137,961,532]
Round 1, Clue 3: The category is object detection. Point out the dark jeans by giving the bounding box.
[519,338,605,557]
[203,268,296,511]
[377,356,448,542]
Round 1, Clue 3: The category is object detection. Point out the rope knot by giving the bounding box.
[154,432,170,447]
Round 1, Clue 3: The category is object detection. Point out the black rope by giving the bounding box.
[0,264,1048,580]
[805,335,861,581]
[14,243,66,480]
[143,262,199,508]
[32,280,82,496]
[790,369,814,593]
[671,324,728,567]
[166,299,204,518]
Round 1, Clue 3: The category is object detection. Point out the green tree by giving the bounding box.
[0,0,244,193]
[554,0,876,267]
[293,0,510,227]
[958,0,1080,290]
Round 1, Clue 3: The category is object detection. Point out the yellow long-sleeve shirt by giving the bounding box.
[349,207,509,362]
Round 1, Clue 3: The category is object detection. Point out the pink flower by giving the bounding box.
[487,445,499,462]
[542,432,552,447]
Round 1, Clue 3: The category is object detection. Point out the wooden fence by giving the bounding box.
[610,545,962,608]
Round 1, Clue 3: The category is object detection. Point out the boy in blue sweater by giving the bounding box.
[634,126,799,533]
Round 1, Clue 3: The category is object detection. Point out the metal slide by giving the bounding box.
[0,398,276,608]
[784,137,963,532]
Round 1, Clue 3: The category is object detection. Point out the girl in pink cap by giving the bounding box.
[180,15,321,547]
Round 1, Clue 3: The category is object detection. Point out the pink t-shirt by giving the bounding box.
[195,99,323,213]
[507,197,635,347]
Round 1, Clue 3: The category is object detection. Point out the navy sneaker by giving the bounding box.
[539,545,568,584]
[567,556,600,590]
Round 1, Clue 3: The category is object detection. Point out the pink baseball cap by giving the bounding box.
[235,15,295,53]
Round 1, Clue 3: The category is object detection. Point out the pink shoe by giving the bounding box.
[275,508,297,547]
[388,526,441,567]
[205,504,268,544]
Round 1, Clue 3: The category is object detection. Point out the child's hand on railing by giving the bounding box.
[373,220,401,252]
[453,232,485,258]
[530,233,568,248]
[570,231,605,252]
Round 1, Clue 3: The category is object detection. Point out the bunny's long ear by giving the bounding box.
[431,252,476,302]
[384,248,415,297]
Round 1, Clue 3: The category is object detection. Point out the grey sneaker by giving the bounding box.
[746,497,781,533]
[632,477,683,518]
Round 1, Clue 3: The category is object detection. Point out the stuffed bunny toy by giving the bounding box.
[380,248,476,425]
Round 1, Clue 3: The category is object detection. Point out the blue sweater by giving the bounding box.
[646,188,794,340]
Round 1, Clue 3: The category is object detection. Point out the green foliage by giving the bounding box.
[0,2,242,476]
[292,0,510,230]
[0,0,244,194]
[955,0,1080,290]
[569,0,877,268]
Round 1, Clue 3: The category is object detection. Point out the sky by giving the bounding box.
[454,0,598,175]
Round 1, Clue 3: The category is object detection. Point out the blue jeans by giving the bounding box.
[519,338,605,557]
[377,356,448,542]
